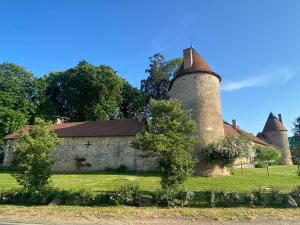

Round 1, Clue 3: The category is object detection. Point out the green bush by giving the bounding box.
[115,164,128,173]
[204,191,216,208]
[12,118,63,190]
[177,189,194,206]
[255,146,280,168]
[110,183,143,206]
[220,191,241,207]
[200,136,251,166]
[152,188,178,207]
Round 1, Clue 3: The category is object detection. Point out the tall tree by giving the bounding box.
[45,61,124,121]
[0,63,38,119]
[293,116,300,137]
[141,54,182,103]
[120,81,145,118]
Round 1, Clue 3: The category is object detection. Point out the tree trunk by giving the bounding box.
[240,161,244,175]
[267,166,270,177]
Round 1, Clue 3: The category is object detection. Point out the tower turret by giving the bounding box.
[169,47,226,176]
[261,112,293,165]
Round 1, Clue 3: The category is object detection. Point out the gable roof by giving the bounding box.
[262,112,287,132]
[224,122,268,146]
[6,118,268,146]
[5,119,146,140]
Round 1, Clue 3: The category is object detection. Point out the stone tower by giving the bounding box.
[169,47,226,176]
[260,113,293,165]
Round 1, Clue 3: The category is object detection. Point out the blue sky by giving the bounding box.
[1,0,299,136]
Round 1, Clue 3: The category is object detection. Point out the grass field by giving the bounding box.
[0,165,299,193]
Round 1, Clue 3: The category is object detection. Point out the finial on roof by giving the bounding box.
[189,36,194,48]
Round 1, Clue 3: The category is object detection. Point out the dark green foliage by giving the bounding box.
[132,99,197,191]
[204,190,216,208]
[120,81,145,118]
[12,118,63,190]
[152,188,178,207]
[220,191,241,207]
[200,136,252,166]
[293,116,300,137]
[110,183,143,206]
[141,54,182,103]
[0,107,27,148]
[46,61,124,121]
[0,63,37,119]
[115,164,128,173]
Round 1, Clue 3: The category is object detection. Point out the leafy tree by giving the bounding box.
[293,116,300,137]
[255,146,280,176]
[132,99,197,190]
[0,63,39,120]
[13,118,63,190]
[141,54,182,103]
[0,107,27,162]
[119,81,145,118]
[45,61,124,121]
[200,136,252,167]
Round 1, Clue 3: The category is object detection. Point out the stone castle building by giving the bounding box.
[2,47,292,175]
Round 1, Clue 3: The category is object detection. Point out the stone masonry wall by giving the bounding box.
[169,73,226,176]
[264,131,293,165]
[3,136,159,172]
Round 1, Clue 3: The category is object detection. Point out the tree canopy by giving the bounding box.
[293,116,300,137]
[141,54,182,103]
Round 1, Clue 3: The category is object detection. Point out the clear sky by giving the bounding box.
[1,0,299,136]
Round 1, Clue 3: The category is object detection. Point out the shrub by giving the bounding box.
[132,99,197,191]
[12,118,63,190]
[220,191,241,207]
[177,189,194,206]
[204,191,216,208]
[291,186,300,205]
[152,188,178,208]
[255,146,280,168]
[115,164,128,173]
[200,136,251,166]
[110,183,143,206]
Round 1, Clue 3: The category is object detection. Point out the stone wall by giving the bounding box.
[169,72,226,176]
[3,136,159,172]
[264,130,293,165]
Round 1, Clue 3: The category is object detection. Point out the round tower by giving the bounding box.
[169,47,227,176]
[261,113,293,165]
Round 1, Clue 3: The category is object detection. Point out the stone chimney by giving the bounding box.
[278,114,283,123]
[54,118,64,125]
[183,48,193,69]
[232,119,237,129]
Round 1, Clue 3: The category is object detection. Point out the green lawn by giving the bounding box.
[0,165,299,193]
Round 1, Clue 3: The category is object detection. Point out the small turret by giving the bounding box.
[261,112,293,165]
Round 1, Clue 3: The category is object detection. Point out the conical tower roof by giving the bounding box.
[262,112,287,132]
[174,47,221,81]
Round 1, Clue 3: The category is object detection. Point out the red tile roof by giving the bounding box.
[172,47,221,81]
[6,119,146,140]
[262,112,287,132]
[6,118,268,146]
[224,122,268,146]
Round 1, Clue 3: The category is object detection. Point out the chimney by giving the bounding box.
[232,119,237,129]
[278,114,283,123]
[54,118,64,125]
[183,48,193,69]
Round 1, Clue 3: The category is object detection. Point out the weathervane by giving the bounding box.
[189,36,194,48]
